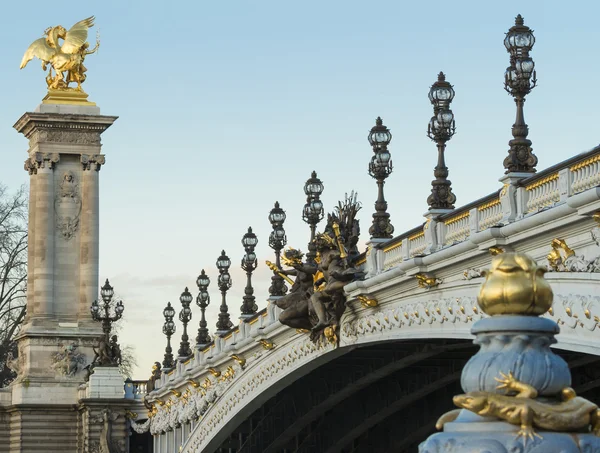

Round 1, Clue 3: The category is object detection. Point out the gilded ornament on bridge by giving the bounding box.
[477,252,552,316]
[230,354,246,368]
[20,16,99,104]
[207,367,221,377]
[488,246,504,255]
[259,339,275,350]
[415,273,442,289]
[356,295,378,308]
[438,371,600,441]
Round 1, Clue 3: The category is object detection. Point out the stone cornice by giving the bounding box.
[14,112,117,136]
[14,112,118,150]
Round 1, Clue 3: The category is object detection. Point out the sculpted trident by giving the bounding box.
[20,16,99,91]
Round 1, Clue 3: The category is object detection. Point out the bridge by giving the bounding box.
[140,145,600,452]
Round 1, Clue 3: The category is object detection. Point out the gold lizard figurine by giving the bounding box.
[437,372,600,442]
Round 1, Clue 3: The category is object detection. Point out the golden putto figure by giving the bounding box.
[20,16,99,92]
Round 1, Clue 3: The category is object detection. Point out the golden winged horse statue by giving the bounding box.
[20,16,99,91]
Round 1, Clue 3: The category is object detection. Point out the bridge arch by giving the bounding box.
[178,272,600,452]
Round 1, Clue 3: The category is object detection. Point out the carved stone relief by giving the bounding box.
[55,171,82,240]
[50,342,87,377]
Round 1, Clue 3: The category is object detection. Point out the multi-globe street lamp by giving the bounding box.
[240,227,259,318]
[427,72,457,211]
[162,302,176,370]
[215,250,234,334]
[90,279,124,338]
[302,171,324,264]
[503,14,538,174]
[177,287,193,360]
[268,201,287,296]
[368,117,394,239]
[195,270,211,348]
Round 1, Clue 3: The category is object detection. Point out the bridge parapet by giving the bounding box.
[365,146,600,277]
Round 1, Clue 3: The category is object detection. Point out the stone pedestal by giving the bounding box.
[88,367,125,399]
[77,400,130,453]
[419,252,600,453]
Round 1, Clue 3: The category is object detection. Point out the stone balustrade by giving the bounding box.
[361,145,600,276]
[129,380,148,399]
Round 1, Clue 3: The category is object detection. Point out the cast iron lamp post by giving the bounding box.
[268,201,287,296]
[503,14,538,174]
[90,279,124,340]
[427,72,457,211]
[215,250,234,334]
[195,270,211,347]
[302,171,324,264]
[177,287,193,360]
[240,227,259,317]
[368,117,394,239]
[162,302,176,369]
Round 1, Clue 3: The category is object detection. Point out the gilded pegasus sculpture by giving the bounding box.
[20,16,99,91]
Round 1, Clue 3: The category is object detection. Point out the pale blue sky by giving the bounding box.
[1,1,598,378]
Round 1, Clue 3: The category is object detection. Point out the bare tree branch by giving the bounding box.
[0,183,28,387]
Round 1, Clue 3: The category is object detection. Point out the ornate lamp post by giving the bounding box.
[427,72,457,211]
[503,14,538,174]
[90,279,124,336]
[268,201,287,296]
[162,302,176,370]
[302,171,324,264]
[240,227,259,318]
[215,250,234,334]
[177,287,193,360]
[368,117,394,239]
[195,270,211,348]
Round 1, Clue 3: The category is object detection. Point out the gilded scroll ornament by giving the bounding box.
[415,273,442,289]
[356,295,378,308]
[20,16,99,92]
[259,339,276,350]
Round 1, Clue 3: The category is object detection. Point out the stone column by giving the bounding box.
[32,153,59,318]
[79,155,105,320]
[24,160,37,322]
